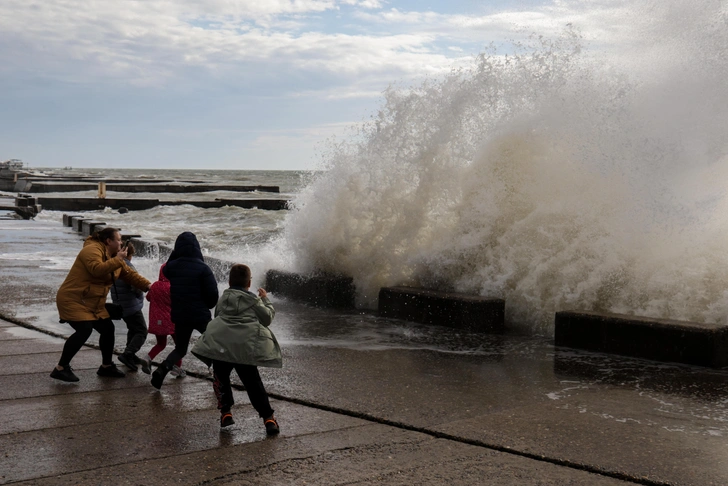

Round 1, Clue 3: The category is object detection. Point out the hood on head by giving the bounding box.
[167,231,203,262]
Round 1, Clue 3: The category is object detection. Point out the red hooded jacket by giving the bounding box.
[146,264,175,335]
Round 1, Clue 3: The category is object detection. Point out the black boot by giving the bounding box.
[151,361,171,389]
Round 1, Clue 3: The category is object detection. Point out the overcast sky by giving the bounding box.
[0,0,660,170]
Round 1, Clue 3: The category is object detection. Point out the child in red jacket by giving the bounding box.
[143,264,184,376]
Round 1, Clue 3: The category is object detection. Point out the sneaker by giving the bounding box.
[50,365,79,382]
[264,416,280,436]
[118,353,138,372]
[151,365,169,390]
[170,365,186,378]
[97,364,126,378]
[138,355,152,375]
[221,413,235,428]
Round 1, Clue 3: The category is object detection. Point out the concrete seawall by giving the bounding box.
[555,311,728,368]
[265,270,356,308]
[379,286,505,333]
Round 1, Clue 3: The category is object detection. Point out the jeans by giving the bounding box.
[212,359,274,419]
[58,318,115,367]
[122,310,148,355]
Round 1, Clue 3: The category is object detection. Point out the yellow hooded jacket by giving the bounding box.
[56,237,151,322]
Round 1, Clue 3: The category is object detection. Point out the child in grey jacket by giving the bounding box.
[191,263,281,434]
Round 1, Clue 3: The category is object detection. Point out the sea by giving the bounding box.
[7,1,728,336]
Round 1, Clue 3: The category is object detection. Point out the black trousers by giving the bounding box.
[162,321,207,369]
[122,310,148,355]
[58,318,115,367]
[212,359,274,419]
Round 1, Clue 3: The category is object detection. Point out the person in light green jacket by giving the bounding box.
[191,264,281,434]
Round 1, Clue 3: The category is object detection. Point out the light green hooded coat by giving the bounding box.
[191,288,282,368]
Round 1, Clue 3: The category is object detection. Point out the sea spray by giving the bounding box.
[276,9,728,334]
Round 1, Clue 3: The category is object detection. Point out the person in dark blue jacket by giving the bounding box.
[151,231,219,389]
[110,242,151,374]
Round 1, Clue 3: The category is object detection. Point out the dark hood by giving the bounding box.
[167,231,204,262]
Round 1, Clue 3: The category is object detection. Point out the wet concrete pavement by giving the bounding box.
[2,218,728,485]
[0,321,638,486]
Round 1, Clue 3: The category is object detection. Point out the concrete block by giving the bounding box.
[554,311,728,368]
[81,220,106,237]
[265,270,355,308]
[70,216,87,232]
[378,286,505,333]
[14,195,35,207]
[62,214,82,227]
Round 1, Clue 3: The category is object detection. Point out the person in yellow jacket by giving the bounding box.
[51,227,151,382]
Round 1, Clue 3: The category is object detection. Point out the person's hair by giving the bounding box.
[229,264,251,287]
[125,241,135,257]
[92,227,119,245]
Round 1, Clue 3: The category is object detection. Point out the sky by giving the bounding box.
[0,0,651,170]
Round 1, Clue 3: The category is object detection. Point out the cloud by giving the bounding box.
[0,0,456,92]
[1,1,702,93]
[340,0,383,8]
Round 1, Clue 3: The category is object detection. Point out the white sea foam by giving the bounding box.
[274,3,728,333]
[0,252,75,269]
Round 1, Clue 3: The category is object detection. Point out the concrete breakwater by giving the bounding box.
[379,286,505,333]
[1,169,287,214]
[41,197,288,211]
[16,180,280,193]
[555,311,728,368]
[1,168,281,193]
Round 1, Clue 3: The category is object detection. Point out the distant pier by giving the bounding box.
[38,197,288,211]
[14,180,280,193]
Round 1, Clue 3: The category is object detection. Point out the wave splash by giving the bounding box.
[274,8,728,334]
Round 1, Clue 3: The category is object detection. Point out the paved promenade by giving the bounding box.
[0,318,638,486]
[2,217,728,485]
